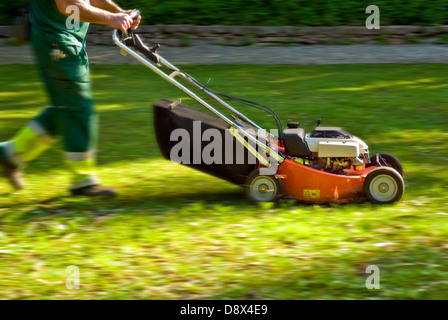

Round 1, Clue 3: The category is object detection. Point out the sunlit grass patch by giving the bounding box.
[0,64,447,299]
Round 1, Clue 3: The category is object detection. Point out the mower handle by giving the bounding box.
[128,9,140,21]
[112,26,285,166]
[124,9,140,34]
[114,9,160,64]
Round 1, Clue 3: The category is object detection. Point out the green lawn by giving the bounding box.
[0,63,447,299]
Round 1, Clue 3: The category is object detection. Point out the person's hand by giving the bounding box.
[122,9,142,30]
[108,13,133,33]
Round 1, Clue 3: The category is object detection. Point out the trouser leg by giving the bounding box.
[0,101,98,189]
[31,38,99,189]
[0,120,55,167]
[0,103,98,189]
[56,108,99,189]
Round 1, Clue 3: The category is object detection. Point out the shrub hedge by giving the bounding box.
[2,0,448,26]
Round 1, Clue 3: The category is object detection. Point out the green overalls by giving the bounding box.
[1,0,98,189]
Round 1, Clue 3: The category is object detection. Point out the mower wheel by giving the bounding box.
[369,153,403,176]
[364,168,404,204]
[245,169,283,203]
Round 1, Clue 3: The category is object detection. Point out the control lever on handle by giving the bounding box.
[117,9,160,64]
[119,9,140,54]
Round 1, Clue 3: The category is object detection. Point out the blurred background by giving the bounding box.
[2,0,448,26]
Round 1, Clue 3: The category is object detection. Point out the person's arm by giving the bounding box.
[90,0,142,29]
[55,0,139,32]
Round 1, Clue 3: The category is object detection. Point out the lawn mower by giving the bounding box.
[113,11,405,204]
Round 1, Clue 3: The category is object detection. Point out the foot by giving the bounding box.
[71,184,117,197]
[0,157,25,190]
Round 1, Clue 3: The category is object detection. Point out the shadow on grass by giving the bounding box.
[5,187,246,222]
[5,184,373,226]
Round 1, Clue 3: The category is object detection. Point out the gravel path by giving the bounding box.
[1,43,447,65]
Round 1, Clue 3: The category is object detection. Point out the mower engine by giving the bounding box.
[309,157,353,173]
[282,123,370,174]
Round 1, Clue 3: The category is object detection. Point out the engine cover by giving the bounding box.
[317,141,360,158]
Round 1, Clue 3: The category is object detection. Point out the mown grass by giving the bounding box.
[0,63,447,300]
